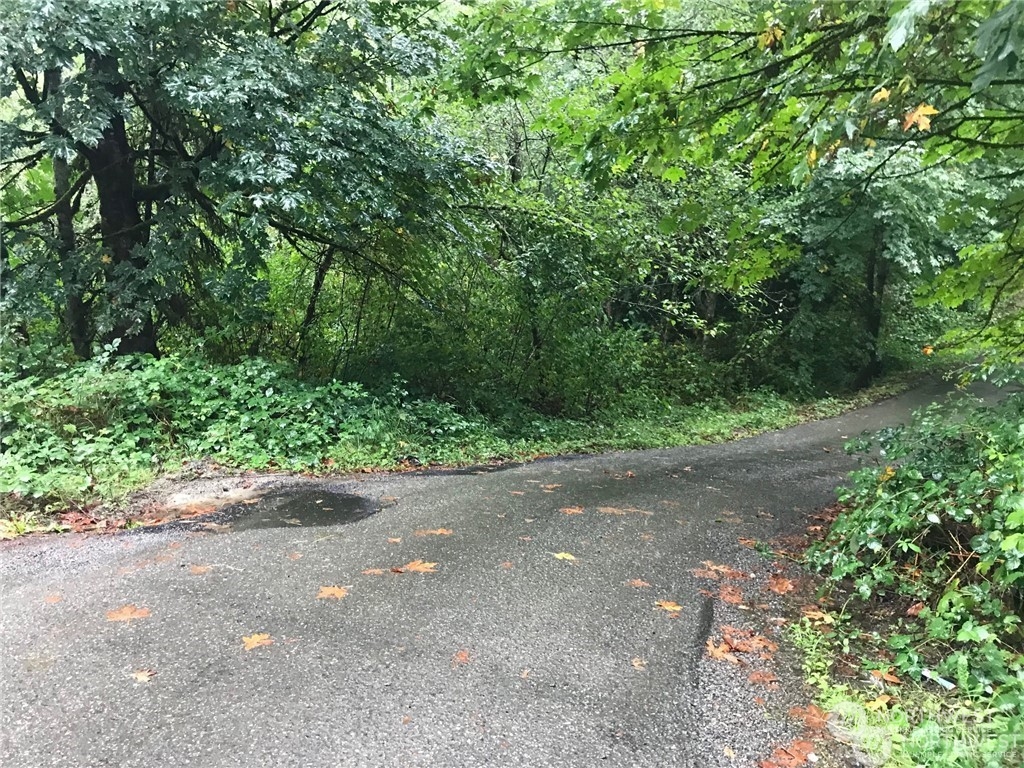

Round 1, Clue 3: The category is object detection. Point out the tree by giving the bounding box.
[1,0,466,358]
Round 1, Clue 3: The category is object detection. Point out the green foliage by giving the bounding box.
[807,393,1024,716]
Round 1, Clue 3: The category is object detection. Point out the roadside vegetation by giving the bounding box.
[2,2,1024,763]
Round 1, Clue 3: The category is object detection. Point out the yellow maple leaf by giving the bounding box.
[552,552,576,561]
[871,87,891,104]
[865,694,893,711]
[902,103,939,131]
[316,585,349,600]
[655,600,683,613]
[242,632,273,651]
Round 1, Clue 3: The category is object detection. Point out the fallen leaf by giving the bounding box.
[509,491,525,496]
[414,528,453,537]
[738,537,758,548]
[520,668,531,679]
[724,746,736,759]
[361,568,386,575]
[500,561,514,569]
[748,670,779,686]
[719,585,744,605]
[907,601,926,617]
[626,579,651,588]
[189,565,212,575]
[560,506,584,515]
[43,593,62,604]
[768,574,795,594]
[759,738,815,768]
[552,552,576,561]
[788,704,828,731]
[864,694,892,711]
[386,537,402,544]
[631,657,647,670]
[706,638,741,665]
[870,669,902,685]
[518,536,533,541]
[655,600,683,613]
[541,484,562,490]
[400,559,438,573]
[800,606,833,624]
[286,551,303,561]
[639,533,655,542]
[317,585,349,600]
[131,669,156,683]
[106,604,151,623]
[452,649,472,666]
[242,633,273,651]
[692,561,748,580]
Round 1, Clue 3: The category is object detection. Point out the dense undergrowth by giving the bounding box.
[0,352,919,522]
[803,381,1024,767]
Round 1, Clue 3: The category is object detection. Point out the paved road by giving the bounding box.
[0,377,989,767]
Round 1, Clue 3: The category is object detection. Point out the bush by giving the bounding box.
[807,392,1024,713]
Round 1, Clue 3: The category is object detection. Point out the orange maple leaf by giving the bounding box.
[400,559,438,573]
[768,574,795,594]
[719,584,744,605]
[706,638,742,665]
[870,668,902,685]
[902,102,939,131]
[242,633,273,651]
[788,704,828,731]
[317,585,349,600]
[759,739,815,768]
[189,565,212,575]
[106,604,151,622]
[452,649,472,666]
[748,670,779,686]
[500,561,514,569]
[414,528,453,537]
[560,506,584,515]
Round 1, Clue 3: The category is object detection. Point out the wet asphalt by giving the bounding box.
[0,376,992,767]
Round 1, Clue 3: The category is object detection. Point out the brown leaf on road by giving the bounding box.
[706,639,742,666]
[655,600,682,615]
[768,574,795,594]
[631,657,647,671]
[719,585,744,605]
[500,561,514,570]
[106,604,151,622]
[131,669,156,683]
[509,491,525,496]
[400,559,438,573]
[541,484,562,490]
[560,506,584,515]
[788,704,828,731]
[748,670,779,687]
[722,626,778,655]
[189,564,212,575]
[242,633,273,651]
[414,528,453,537]
[317,585,349,600]
[692,561,748,580]
[452,649,472,666]
[286,551,303,561]
[597,506,652,516]
[626,579,651,588]
[759,739,815,768]
[43,593,62,604]
[361,568,386,576]
[387,537,402,544]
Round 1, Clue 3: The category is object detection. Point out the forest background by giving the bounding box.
[2,3,1024,762]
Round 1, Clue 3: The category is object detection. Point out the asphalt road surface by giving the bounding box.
[0,377,991,767]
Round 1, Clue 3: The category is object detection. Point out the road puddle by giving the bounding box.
[222,488,378,531]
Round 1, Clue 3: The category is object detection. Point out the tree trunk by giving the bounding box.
[82,53,158,356]
[47,68,92,359]
[855,230,888,388]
